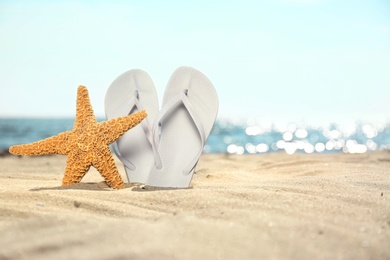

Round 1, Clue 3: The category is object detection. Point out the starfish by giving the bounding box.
[9,85,147,189]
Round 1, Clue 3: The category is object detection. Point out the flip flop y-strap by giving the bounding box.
[112,90,159,171]
[153,89,206,174]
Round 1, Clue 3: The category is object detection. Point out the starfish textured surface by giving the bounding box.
[9,86,147,189]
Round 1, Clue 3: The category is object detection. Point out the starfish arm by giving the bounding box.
[9,131,70,156]
[92,146,125,189]
[74,86,96,129]
[62,151,92,186]
[99,110,147,145]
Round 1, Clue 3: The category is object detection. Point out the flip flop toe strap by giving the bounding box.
[153,89,206,175]
[112,90,158,171]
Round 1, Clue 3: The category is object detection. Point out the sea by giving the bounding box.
[0,118,389,155]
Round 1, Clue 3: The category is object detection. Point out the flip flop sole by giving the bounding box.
[147,66,218,187]
[105,69,159,183]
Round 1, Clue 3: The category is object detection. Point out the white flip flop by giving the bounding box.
[105,69,159,184]
[147,66,218,188]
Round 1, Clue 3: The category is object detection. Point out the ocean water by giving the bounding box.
[0,118,389,154]
[206,119,390,154]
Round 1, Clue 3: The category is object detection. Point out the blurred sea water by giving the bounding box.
[206,119,390,154]
[0,118,389,154]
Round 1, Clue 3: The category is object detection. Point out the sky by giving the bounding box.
[0,0,389,125]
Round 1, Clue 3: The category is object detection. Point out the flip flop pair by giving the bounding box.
[104,67,218,188]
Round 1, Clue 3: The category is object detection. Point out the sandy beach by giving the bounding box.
[0,151,389,259]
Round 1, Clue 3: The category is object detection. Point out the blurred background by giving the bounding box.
[1,0,389,154]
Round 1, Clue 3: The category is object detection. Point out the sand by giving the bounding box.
[0,151,389,260]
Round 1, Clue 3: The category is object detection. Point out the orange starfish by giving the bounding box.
[9,86,147,189]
